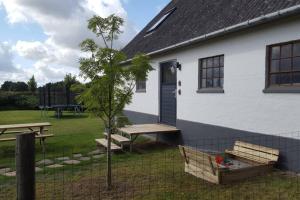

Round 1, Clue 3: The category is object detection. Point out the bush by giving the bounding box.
[0,91,38,110]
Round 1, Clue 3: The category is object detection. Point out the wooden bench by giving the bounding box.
[95,139,122,151]
[179,141,279,184]
[103,132,130,149]
[0,134,54,142]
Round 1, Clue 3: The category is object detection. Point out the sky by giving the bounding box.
[0,0,170,86]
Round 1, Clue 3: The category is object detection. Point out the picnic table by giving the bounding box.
[0,122,53,151]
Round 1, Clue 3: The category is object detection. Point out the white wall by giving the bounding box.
[126,17,300,136]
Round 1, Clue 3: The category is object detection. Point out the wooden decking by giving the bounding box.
[118,124,180,136]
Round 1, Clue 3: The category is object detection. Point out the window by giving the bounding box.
[265,40,300,93]
[198,55,224,93]
[136,79,146,92]
[146,8,176,34]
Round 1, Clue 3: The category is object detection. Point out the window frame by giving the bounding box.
[264,39,300,93]
[136,79,146,93]
[197,54,225,94]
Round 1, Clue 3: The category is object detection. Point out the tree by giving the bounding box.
[27,75,37,93]
[1,81,28,92]
[78,15,153,189]
[64,74,77,105]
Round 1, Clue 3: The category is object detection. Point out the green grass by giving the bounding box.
[0,110,104,163]
[0,110,299,200]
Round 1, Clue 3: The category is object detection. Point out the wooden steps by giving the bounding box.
[95,139,122,151]
[103,132,130,143]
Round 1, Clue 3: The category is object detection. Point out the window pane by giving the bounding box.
[201,79,206,88]
[293,73,300,85]
[207,68,213,78]
[213,57,219,67]
[213,68,220,78]
[293,57,300,71]
[280,74,291,85]
[220,78,224,87]
[202,68,207,78]
[270,74,280,85]
[293,42,300,57]
[207,58,213,68]
[271,46,280,59]
[270,60,280,72]
[213,78,220,87]
[280,58,292,72]
[162,64,176,84]
[206,79,213,88]
[202,60,207,68]
[220,56,224,66]
[220,67,224,78]
[281,44,292,58]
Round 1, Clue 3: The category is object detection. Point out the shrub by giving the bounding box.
[0,91,38,110]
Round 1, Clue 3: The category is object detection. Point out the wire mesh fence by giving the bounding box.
[0,132,300,199]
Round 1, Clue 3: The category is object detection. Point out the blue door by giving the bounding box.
[160,61,177,126]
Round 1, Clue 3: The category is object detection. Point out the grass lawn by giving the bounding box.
[0,110,299,199]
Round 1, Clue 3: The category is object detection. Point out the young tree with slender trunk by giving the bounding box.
[78,15,153,189]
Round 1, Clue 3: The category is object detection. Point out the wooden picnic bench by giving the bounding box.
[0,122,54,151]
[179,141,279,184]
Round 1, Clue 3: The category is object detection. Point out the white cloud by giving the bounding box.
[0,42,18,72]
[0,0,137,84]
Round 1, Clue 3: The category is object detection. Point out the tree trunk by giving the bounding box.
[107,124,112,190]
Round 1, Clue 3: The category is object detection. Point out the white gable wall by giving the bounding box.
[125,17,300,136]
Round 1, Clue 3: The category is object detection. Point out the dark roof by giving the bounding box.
[122,0,300,59]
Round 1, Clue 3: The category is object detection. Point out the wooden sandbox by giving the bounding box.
[179,141,279,184]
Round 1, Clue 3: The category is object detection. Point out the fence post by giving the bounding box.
[16,132,35,200]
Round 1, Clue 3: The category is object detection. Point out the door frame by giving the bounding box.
[158,59,177,126]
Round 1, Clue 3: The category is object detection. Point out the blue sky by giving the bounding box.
[0,0,170,85]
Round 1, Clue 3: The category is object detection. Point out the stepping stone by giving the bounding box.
[35,167,43,172]
[4,171,16,177]
[36,159,53,166]
[93,154,104,159]
[0,168,11,175]
[88,149,102,155]
[63,160,80,165]
[56,157,70,161]
[73,154,82,158]
[80,157,91,161]
[47,164,64,169]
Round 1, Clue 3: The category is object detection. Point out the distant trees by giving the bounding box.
[27,75,37,93]
[1,81,28,92]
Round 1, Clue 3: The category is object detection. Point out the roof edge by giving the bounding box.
[122,4,300,64]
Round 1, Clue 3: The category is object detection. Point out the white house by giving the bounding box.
[122,0,300,171]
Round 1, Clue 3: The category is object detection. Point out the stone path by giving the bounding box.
[64,160,80,165]
[47,164,64,169]
[73,154,82,158]
[36,159,53,166]
[56,157,70,161]
[80,157,91,161]
[0,149,105,176]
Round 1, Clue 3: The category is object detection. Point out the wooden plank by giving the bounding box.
[233,145,278,162]
[235,141,279,155]
[118,124,179,136]
[220,164,273,184]
[0,134,54,142]
[95,139,122,151]
[0,138,16,142]
[0,122,51,130]
[178,146,215,175]
[225,150,272,164]
[5,129,49,135]
[35,134,54,139]
[103,132,130,143]
[185,163,219,184]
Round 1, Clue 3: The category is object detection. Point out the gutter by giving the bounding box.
[122,4,300,64]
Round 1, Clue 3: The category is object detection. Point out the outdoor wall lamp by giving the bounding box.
[176,62,182,71]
